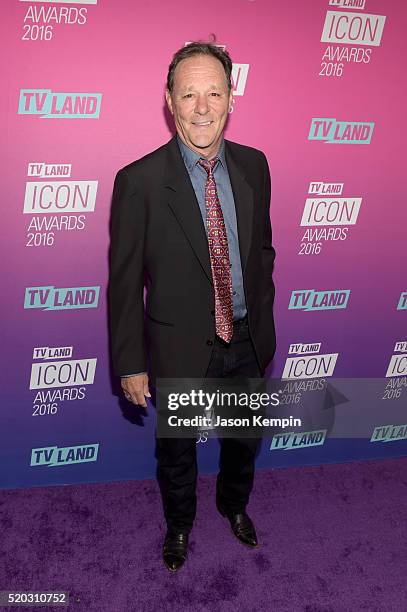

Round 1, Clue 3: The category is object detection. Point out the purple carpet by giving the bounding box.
[1,457,406,611]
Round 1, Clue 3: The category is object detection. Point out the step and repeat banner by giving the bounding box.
[1,0,406,489]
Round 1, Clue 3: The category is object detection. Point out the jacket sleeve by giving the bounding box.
[108,168,147,376]
[260,152,276,305]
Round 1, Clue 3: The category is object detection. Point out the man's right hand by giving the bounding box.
[121,373,151,408]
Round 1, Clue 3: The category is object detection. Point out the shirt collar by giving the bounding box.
[176,134,226,172]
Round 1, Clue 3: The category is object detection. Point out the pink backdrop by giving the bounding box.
[1,0,406,488]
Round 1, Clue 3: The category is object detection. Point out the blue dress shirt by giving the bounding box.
[176,135,247,321]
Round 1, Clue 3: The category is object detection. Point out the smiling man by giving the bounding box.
[165,51,231,158]
[109,42,276,572]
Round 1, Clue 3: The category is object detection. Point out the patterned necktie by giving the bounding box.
[198,158,234,343]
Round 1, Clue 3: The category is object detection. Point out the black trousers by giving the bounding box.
[154,316,262,534]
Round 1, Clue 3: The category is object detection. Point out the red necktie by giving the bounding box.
[198,158,234,343]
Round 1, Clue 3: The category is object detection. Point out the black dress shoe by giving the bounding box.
[163,531,189,572]
[217,504,258,548]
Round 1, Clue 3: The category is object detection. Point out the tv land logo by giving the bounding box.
[329,1,366,8]
[30,444,99,467]
[381,342,407,402]
[24,162,97,247]
[18,90,102,119]
[282,343,338,380]
[370,425,407,444]
[298,181,362,256]
[270,429,327,451]
[24,286,100,310]
[30,348,97,390]
[289,289,350,311]
[20,0,97,42]
[309,118,374,144]
[319,2,386,77]
[28,162,72,178]
[30,346,97,416]
[385,342,407,379]
[397,292,407,310]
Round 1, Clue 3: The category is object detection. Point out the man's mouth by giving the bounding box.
[192,121,213,127]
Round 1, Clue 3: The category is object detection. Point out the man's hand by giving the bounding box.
[121,373,151,408]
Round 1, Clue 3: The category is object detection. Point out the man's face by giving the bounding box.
[166,54,233,159]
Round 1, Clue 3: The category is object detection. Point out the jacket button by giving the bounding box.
[206,340,213,346]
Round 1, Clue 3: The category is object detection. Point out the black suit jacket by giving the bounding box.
[108,135,276,382]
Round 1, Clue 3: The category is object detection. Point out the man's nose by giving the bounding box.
[194,95,209,115]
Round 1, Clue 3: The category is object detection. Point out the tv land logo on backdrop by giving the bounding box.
[289,289,350,311]
[370,425,407,444]
[280,343,338,410]
[329,0,366,7]
[319,1,386,77]
[309,118,374,144]
[298,181,362,256]
[184,41,249,111]
[18,89,102,119]
[397,291,407,310]
[24,286,100,310]
[24,162,98,247]
[282,343,338,381]
[381,341,407,402]
[30,444,99,467]
[270,429,327,451]
[19,0,97,42]
[30,345,97,417]
[385,342,407,379]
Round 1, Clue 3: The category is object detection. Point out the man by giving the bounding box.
[109,42,276,572]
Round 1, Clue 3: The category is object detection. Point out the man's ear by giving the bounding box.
[228,89,234,112]
[165,89,173,115]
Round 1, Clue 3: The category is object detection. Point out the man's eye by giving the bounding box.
[183,93,193,99]
[210,92,220,97]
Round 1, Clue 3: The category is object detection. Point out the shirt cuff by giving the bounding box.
[121,372,147,378]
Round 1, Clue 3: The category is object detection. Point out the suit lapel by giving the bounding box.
[163,136,254,284]
[164,136,213,284]
[225,140,254,274]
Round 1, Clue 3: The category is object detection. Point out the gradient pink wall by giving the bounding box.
[1,0,406,488]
